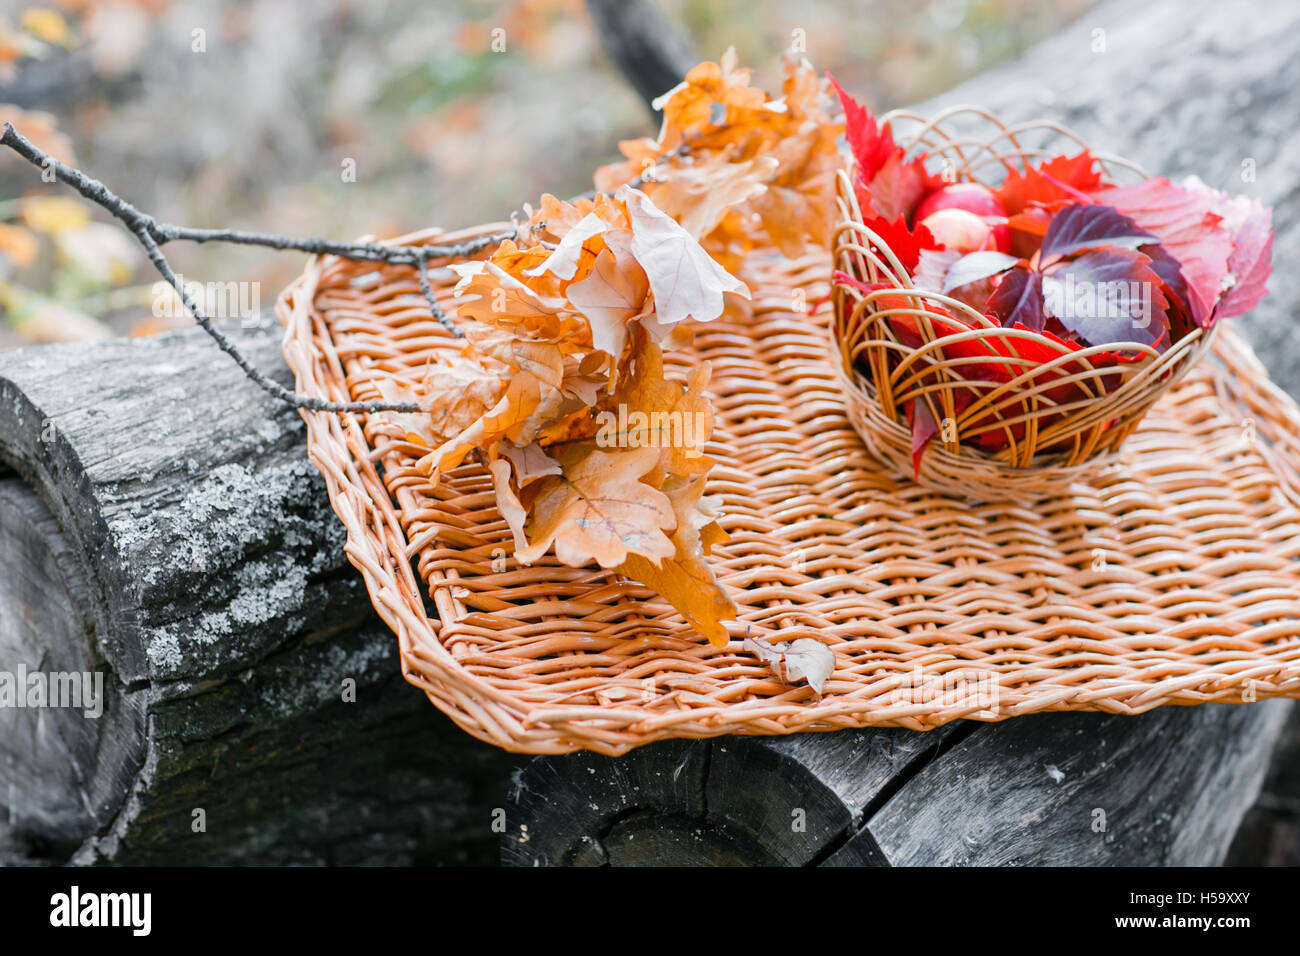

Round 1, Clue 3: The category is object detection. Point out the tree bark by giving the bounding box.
[586,0,697,113]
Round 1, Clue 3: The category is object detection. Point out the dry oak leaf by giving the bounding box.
[599,333,715,480]
[375,359,504,449]
[643,152,778,240]
[489,457,531,553]
[467,325,566,390]
[449,254,588,345]
[565,248,651,361]
[596,52,841,261]
[524,212,610,280]
[500,440,562,487]
[514,444,676,569]
[419,371,544,477]
[650,47,776,153]
[616,474,735,648]
[744,636,835,694]
[620,185,750,329]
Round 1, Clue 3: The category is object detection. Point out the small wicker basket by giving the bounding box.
[831,106,1217,501]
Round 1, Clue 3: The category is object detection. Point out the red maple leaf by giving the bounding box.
[855,213,942,274]
[997,151,1104,216]
[829,71,937,223]
[827,71,898,181]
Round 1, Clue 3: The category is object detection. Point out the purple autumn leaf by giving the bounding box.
[1040,203,1158,261]
[1041,247,1169,348]
[985,266,1047,331]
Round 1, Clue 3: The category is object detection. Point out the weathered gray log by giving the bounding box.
[1226,704,1300,865]
[502,0,1300,866]
[0,323,524,864]
[2,0,1296,867]
[504,704,1291,866]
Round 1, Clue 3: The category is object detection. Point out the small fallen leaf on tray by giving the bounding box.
[744,636,834,694]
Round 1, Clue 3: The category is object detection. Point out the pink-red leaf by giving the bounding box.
[1091,178,1231,327]
[907,396,939,478]
[1217,199,1274,319]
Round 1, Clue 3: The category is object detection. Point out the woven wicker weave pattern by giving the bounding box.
[278,224,1300,756]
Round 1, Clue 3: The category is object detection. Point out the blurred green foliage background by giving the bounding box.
[0,0,1090,347]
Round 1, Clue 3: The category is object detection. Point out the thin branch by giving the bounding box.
[150,222,509,266]
[127,220,380,413]
[0,122,514,413]
[415,249,461,338]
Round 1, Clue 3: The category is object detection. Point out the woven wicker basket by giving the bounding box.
[832,106,1217,501]
[277,220,1300,756]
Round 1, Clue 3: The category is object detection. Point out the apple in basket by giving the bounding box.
[916,207,1010,254]
[914,183,1011,254]
[828,73,1276,475]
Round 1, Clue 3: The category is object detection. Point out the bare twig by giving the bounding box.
[415,250,461,338]
[0,122,515,413]
[149,222,508,265]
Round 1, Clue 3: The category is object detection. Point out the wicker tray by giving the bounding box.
[277,224,1300,755]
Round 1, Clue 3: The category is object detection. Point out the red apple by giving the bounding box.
[919,208,1011,254]
[914,182,1006,222]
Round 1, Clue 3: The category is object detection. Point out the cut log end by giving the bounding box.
[0,477,141,863]
[0,326,523,865]
[501,737,889,866]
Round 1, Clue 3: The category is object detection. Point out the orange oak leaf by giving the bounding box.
[500,440,562,486]
[489,457,530,553]
[514,444,676,569]
[419,371,543,476]
[598,332,714,479]
[616,474,735,647]
[376,360,504,448]
[565,248,651,360]
[595,53,841,260]
[643,152,777,240]
[523,212,609,280]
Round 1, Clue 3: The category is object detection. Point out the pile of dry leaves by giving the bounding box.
[384,54,842,656]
